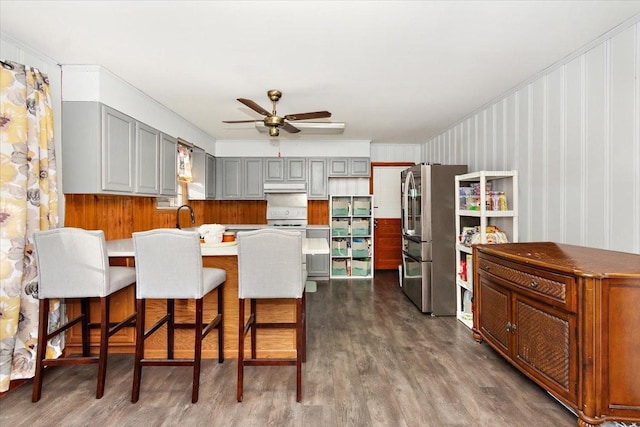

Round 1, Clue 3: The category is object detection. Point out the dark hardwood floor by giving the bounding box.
[1,271,581,427]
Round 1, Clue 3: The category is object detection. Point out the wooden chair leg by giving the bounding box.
[217,285,224,363]
[131,298,145,403]
[96,296,110,399]
[302,292,307,363]
[192,298,204,403]
[237,298,245,402]
[250,299,257,359]
[80,298,91,357]
[32,298,49,402]
[296,297,303,402]
[167,299,175,360]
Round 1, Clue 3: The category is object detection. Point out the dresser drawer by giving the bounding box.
[477,254,576,312]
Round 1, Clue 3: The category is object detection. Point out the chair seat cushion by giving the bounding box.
[202,268,226,296]
[107,266,137,296]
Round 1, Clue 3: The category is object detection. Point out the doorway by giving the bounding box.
[370,162,414,270]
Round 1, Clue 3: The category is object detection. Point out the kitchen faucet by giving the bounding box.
[176,205,195,229]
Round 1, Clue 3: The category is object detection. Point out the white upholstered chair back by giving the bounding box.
[132,229,206,299]
[34,228,121,298]
[237,228,306,299]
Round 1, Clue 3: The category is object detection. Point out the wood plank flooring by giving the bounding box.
[1,271,582,426]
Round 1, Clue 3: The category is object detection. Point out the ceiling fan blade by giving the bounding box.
[281,122,301,133]
[284,111,332,121]
[222,119,258,123]
[237,98,271,116]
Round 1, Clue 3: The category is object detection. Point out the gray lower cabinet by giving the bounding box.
[328,157,371,177]
[188,151,215,200]
[306,228,330,278]
[216,157,263,200]
[62,101,177,196]
[307,158,328,199]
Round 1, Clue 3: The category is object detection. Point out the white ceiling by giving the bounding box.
[2,1,640,144]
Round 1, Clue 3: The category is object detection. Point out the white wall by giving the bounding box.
[423,19,640,254]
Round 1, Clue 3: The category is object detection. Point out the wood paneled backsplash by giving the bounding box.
[64,194,329,237]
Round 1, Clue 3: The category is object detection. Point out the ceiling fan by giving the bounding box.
[223,89,333,137]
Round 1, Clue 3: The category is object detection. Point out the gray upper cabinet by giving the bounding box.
[216,157,241,199]
[307,158,328,200]
[188,150,215,200]
[135,122,160,195]
[62,101,178,196]
[63,102,134,194]
[264,157,307,182]
[328,157,371,177]
[159,133,178,196]
[264,158,285,181]
[243,158,264,199]
[102,105,136,192]
[216,157,263,200]
[205,153,216,199]
[350,158,371,176]
[286,158,306,181]
[328,158,349,177]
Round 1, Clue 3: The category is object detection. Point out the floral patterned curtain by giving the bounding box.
[0,60,60,392]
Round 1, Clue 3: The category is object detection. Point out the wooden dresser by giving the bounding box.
[472,242,640,427]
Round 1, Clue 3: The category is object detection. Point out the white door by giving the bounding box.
[373,166,407,218]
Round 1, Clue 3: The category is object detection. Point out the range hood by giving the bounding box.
[263,182,307,193]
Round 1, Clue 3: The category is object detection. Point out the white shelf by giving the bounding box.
[456,244,472,254]
[330,195,374,279]
[455,171,518,329]
[457,278,472,292]
[456,311,473,329]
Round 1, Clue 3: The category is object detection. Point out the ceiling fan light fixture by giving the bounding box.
[268,127,280,137]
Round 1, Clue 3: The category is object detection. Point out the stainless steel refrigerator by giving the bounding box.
[400,163,467,314]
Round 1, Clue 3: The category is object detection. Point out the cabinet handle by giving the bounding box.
[506,322,512,332]
[483,265,491,271]
[530,280,538,289]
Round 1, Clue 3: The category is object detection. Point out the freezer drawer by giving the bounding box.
[401,252,432,313]
[403,236,432,262]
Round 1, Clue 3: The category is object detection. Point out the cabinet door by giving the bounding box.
[478,276,511,356]
[205,154,216,199]
[159,133,177,196]
[306,228,330,277]
[135,122,159,194]
[350,158,371,177]
[286,158,306,181]
[328,158,349,176]
[242,158,264,199]
[307,158,328,199]
[513,295,577,402]
[102,105,135,192]
[216,158,242,199]
[264,158,284,181]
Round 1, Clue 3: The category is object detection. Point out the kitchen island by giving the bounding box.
[64,237,328,360]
